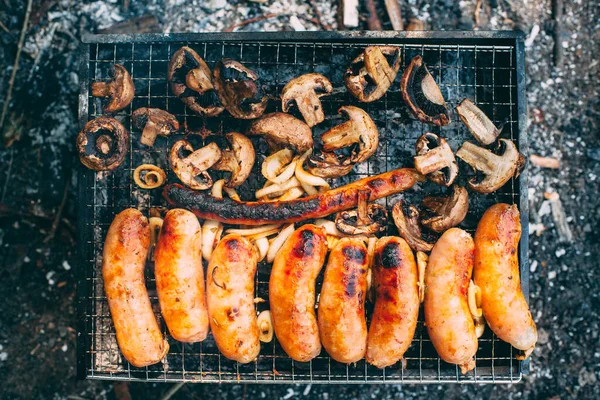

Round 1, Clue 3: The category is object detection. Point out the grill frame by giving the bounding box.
[76,31,529,384]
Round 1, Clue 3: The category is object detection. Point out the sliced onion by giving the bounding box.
[315,219,345,237]
[262,149,296,184]
[416,251,428,303]
[254,237,269,262]
[257,310,274,343]
[201,219,223,262]
[211,179,225,199]
[326,235,339,250]
[225,224,282,239]
[148,217,163,261]
[277,186,305,201]
[255,176,302,199]
[474,315,486,338]
[266,223,295,263]
[134,164,167,189]
[468,280,483,318]
[295,150,330,193]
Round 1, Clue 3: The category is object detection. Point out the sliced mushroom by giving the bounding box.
[213,59,268,119]
[413,133,458,187]
[344,46,401,103]
[306,151,354,178]
[248,112,313,153]
[335,189,387,236]
[169,140,222,190]
[421,186,469,233]
[168,46,224,117]
[281,73,332,127]
[320,106,379,164]
[210,132,255,188]
[400,55,450,126]
[391,200,433,252]
[76,117,129,171]
[456,139,526,193]
[91,64,134,113]
[456,98,502,145]
[132,108,179,147]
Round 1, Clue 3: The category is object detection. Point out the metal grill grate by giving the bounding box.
[77,32,529,384]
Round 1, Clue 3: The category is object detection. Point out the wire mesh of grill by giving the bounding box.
[77,33,528,384]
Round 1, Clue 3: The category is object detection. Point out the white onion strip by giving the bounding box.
[262,149,296,184]
[255,176,302,199]
[201,219,223,262]
[266,223,295,263]
[295,150,330,192]
[254,237,269,262]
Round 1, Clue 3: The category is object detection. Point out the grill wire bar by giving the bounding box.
[77,32,528,384]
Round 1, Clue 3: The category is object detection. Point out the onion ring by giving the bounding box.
[133,164,167,189]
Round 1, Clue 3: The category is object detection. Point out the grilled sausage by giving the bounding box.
[474,203,537,356]
[102,208,169,367]
[424,228,477,373]
[163,168,424,225]
[270,225,328,362]
[207,234,260,363]
[366,236,419,368]
[154,209,209,343]
[318,237,368,363]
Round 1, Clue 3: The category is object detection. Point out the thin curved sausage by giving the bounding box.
[154,209,209,343]
[424,228,477,373]
[318,237,368,363]
[163,168,424,225]
[102,208,169,367]
[474,203,537,354]
[366,236,419,368]
[207,234,260,363]
[270,224,328,362]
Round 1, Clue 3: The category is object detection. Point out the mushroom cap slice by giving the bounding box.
[391,200,434,252]
[77,117,129,171]
[456,98,502,145]
[211,132,255,188]
[168,46,224,117]
[169,140,222,190]
[90,64,134,113]
[400,55,450,126]
[320,106,379,164]
[306,151,354,178]
[132,108,179,147]
[213,59,268,119]
[344,46,401,103]
[281,73,333,127]
[421,186,469,233]
[456,139,526,194]
[248,112,313,154]
[413,133,458,187]
[335,204,388,236]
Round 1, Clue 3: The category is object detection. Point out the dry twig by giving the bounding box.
[160,383,185,400]
[385,0,404,30]
[365,0,382,30]
[474,0,482,27]
[308,0,332,30]
[530,154,560,169]
[222,13,281,32]
[0,19,9,33]
[44,177,70,243]
[0,0,33,131]
[544,192,573,243]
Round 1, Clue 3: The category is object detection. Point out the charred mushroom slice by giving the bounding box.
[320,106,379,164]
[168,46,224,117]
[345,46,401,102]
[335,189,388,236]
[421,186,469,233]
[132,108,179,147]
[210,132,255,188]
[456,139,526,193]
[456,98,502,145]
[306,151,354,178]
[76,117,129,171]
[400,55,450,126]
[91,64,134,113]
[413,133,458,187]
[391,200,434,252]
[248,112,313,153]
[281,73,332,127]
[213,59,268,119]
[169,140,222,190]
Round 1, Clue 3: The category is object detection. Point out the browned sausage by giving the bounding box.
[424,228,477,373]
[154,209,209,343]
[163,168,424,225]
[270,225,328,362]
[366,236,419,368]
[474,203,537,355]
[318,237,368,363]
[207,234,260,363]
[102,208,169,367]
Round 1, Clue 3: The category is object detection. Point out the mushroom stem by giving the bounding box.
[186,142,222,172]
[96,134,113,154]
[321,120,358,151]
[456,141,499,174]
[140,120,159,147]
[414,146,454,175]
[91,82,110,97]
[357,189,371,226]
